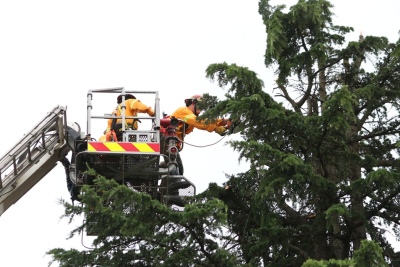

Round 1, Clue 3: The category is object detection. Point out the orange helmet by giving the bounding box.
[185,94,202,107]
[117,94,136,104]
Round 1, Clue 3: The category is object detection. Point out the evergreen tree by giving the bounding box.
[47,0,400,266]
[203,0,400,265]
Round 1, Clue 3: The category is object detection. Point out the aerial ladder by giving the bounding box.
[0,88,196,219]
[0,105,81,216]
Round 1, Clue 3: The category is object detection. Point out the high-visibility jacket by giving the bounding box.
[170,106,223,142]
[106,99,154,131]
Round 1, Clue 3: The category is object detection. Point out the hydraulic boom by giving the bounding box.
[0,105,80,216]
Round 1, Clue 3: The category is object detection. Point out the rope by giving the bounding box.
[178,135,227,148]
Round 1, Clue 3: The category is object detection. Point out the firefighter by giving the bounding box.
[171,94,228,141]
[160,95,229,206]
[162,94,228,174]
[104,94,155,141]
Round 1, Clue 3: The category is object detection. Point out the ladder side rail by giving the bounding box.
[0,106,66,191]
[0,138,69,216]
[0,131,55,182]
[0,105,66,168]
[0,112,63,172]
[1,134,60,188]
[0,117,64,188]
[0,105,63,159]
[0,109,71,216]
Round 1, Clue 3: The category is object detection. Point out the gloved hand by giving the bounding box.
[214,126,227,136]
[106,130,118,141]
[217,118,228,127]
[149,109,155,117]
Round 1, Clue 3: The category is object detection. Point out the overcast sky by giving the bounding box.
[0,1,399,266]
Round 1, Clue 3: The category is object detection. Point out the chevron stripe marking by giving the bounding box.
[147,143,160,152]
[105,142,126,152]
[88,142,160,153]
[88,142,109,151]
[119,142,140,152]
[132,143,155,152]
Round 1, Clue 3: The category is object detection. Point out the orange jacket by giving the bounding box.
[107,99,154,130]
[171,106,223,141]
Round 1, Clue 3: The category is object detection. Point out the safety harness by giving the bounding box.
[107,101,141,141]
[112,102,141,130]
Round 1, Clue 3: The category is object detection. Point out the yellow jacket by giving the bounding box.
[107,99,154,130]
[171,106,223,141]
